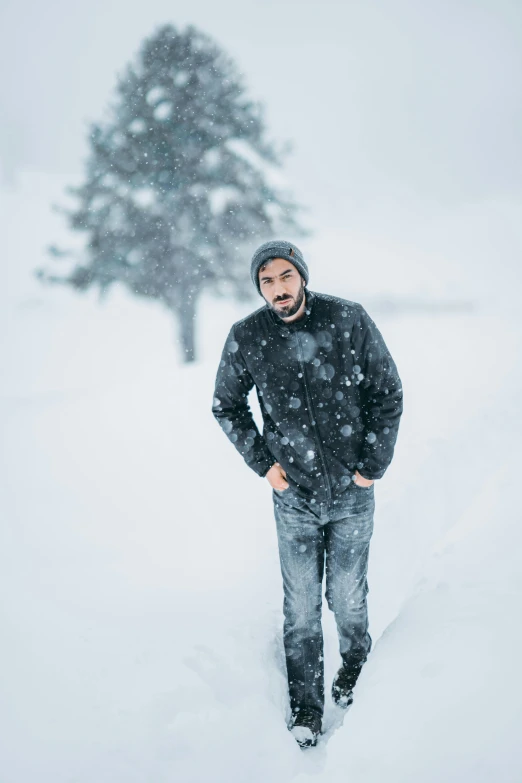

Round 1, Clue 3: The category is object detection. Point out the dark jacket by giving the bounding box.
[212,289,403,502]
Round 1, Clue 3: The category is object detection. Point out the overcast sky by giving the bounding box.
[1,0,521,229]
[1,0,522,314]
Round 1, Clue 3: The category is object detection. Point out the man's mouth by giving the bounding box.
[276,297,291,305]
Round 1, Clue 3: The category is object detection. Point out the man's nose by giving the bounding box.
[274,283,289,299]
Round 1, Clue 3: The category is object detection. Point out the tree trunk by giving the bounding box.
[177,298,197,363]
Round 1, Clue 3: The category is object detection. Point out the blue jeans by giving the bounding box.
[273,483,375,719]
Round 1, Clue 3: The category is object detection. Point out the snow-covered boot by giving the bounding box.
[331,663,360,708]
[289,707,322,748]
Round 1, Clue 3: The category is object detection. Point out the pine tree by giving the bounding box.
[39,23,309,362]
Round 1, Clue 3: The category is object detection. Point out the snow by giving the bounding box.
[146,86,168,105]
[225,137,289,188]
[128,118,146,135]
[132,188,156,208]
[208,186,242,216]
[153,102,173,121]
[290,725,315,744]
[1,173,522,781]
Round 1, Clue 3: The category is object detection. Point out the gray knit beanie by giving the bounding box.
[250,240,309,295]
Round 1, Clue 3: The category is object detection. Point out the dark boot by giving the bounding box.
[331,661,363,708]
[288,707,322,748]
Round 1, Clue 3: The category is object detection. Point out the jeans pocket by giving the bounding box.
[273,487,309,512]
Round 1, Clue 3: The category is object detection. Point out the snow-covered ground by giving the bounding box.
[1,175,521,782]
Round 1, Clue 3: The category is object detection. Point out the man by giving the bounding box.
[212,239,403,748]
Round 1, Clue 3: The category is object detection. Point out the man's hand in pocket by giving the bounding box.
[266,463,289,491]
[354,470,375,488]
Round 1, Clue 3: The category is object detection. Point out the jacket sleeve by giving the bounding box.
[351,305,404,480]
[212,325,275,478]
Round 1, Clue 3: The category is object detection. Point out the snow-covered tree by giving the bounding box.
[39,23,309,362]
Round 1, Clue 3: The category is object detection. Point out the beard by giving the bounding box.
[270,280,306,319]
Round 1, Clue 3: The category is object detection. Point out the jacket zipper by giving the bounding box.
[295,332,332,503]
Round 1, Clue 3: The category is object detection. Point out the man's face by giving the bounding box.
[258,257,306,319]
